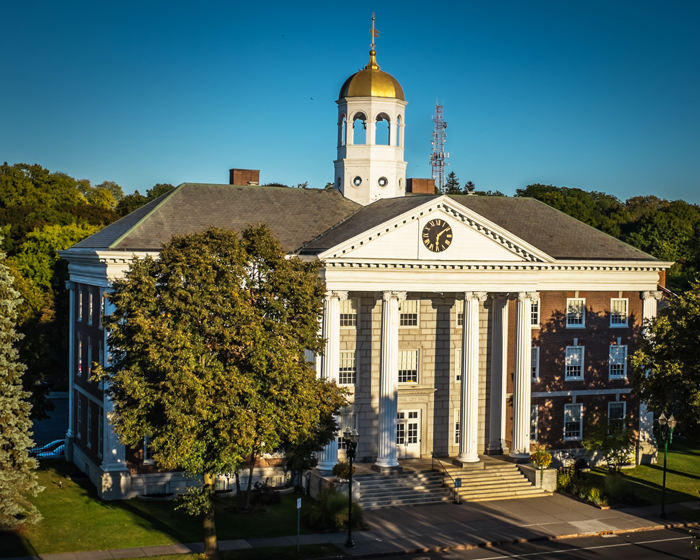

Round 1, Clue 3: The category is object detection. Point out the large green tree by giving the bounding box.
[630,281,700,438]
[96,225,346,556]
[444,172,461,194]
[0,246,44,529]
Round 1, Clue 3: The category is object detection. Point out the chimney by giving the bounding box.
[229,168,260,186]
[406,178,436,194]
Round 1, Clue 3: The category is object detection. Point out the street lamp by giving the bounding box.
[343,427,359,548]
[657,412,677,519]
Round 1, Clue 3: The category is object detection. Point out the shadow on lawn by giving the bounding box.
[0,529,37,558]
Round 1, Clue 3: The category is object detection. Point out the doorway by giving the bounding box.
[397,410,421,458]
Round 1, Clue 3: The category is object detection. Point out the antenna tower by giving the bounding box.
[430,103,448,193]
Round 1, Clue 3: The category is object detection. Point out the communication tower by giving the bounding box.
[430,103,449,193]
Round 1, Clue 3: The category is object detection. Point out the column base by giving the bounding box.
[452,457,485,469]
[456,452,480,464]
[485,444,503,456]
[371,464,403,475]
[316,462,335,474]
[508,452,531,464]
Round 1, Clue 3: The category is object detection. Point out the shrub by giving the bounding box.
[332,460,355,480]
[557,470,573,491]
[588,487,602,506]
[304,486,365,532]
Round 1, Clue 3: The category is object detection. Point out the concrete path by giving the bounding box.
[8,494,700,560]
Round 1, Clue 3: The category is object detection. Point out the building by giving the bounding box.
[60,36,670,500]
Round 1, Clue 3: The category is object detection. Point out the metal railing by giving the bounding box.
[431,452,460,503]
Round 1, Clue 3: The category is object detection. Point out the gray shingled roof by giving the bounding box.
[72,183,361,253]
[301,195,656,261]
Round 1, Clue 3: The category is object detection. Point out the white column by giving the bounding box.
[488,295,509,453]
[316,291,347,472]
[375,291,406,469]
[639,290,663,442]
[511,292,538,459]
[65,281,76,443]
[458,291,486,463]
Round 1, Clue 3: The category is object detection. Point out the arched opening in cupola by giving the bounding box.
[396,115,402,147]
[376,113,391,145]
[353,112,367,145]
[340,114,347,146]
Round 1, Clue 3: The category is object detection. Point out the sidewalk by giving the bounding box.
[9,493,700,560]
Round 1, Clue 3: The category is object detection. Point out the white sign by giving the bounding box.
[297,498,302,509]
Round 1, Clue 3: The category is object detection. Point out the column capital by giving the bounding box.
[641,290,662,301]
[65,280,75,291]
[325,290,349,301]
[488,292,510,300]
[464,291,488,302]
[517,291,539,303]
[381,290,407,302]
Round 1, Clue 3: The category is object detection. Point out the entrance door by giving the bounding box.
[397,410,421,459]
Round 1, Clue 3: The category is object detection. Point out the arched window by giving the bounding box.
[396,115,402,147]
[340,114,347,147]
[353,113,367,145]
[376,113,391,145]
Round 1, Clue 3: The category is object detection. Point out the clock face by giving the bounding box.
[422,219,453,252]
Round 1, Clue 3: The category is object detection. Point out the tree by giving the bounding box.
[146,183,175,200]
[96,226,346,556]
[0,245,44,529]
[462,181,476,195]
[630,281,700,439]
[581,416,635,473]
[324,182,335,190]
[444,172,460,194]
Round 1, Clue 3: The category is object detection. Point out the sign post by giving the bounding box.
[454,478,462,504]
[297,497,302,552]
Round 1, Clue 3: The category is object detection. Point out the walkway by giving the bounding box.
[8,494,700,559]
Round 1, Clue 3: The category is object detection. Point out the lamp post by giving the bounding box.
[657,412,677,519]
[343,427,359,549]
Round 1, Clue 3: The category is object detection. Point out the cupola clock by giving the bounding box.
[422,219,452,252]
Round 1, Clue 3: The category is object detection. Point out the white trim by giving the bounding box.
[398,349,419,384]
[339,297,359,329]
[532,388,632,398]
[454,348,461,382]
[610,298,629,328]
[566,298,586,328]
[608,400,626,422]
[565,345,584,381]
[338,350,357,385]
[143,436,154,465]
[530,300,540,328]
[399,299,419,328]
[609,344,628,379]
[531,346,540,381]
[564,403,583,441]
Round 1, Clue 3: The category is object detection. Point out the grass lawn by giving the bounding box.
[0,461,322,558]
[143,545,346,560]
[573,438,700,506]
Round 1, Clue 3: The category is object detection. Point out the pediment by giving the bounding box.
[319,197,553,263]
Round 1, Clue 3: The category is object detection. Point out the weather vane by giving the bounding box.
[370,13,379,50]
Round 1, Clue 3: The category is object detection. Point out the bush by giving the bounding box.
[304,486,365,532]
[332,460,355,480]
[557,470,573,491]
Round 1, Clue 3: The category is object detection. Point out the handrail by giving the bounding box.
[431,452,460,503]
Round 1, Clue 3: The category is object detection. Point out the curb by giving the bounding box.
[316,521,700,559]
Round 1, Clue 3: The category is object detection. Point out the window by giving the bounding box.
[87,287,93,325]
[566,298,585,327]
[97,408,103,458]
[338,351,356,385]
[337,410,356,450]
[87,405,92,448]
[610,299,628,327]
[143,436,154,465]
[564,403,582,440]
[339,298,358,327]
[455,348,461,382]
[78,286,83,321]
[398,350,418,383]
[87,337,92,381]
[457,309,463,327]
[99,340,104,366]
[77,333,82,377]
[531,347,540,381]
[565,346,584,380]
[76,396,82,439]
[608,401,626,433]
[531,301,540,327]
[530,405,538,441]
[609,345,627,378]
[454,409,460,445]
[399,300,418,327]
[99,294,105,328]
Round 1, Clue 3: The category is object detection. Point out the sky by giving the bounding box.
[2,1,699,204]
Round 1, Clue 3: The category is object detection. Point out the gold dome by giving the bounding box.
[339,49,405,101]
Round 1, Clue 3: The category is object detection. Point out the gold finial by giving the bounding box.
[366,13,380,70]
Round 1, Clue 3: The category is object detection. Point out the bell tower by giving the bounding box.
[334,15,408,206]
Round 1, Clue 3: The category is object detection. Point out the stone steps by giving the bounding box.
[440,463,549,502]
[355,469,452,510]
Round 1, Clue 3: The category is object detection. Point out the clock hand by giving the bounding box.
[435,229,446,244]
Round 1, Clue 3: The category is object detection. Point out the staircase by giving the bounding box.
[355,469,452,510]
[441,461,549,502]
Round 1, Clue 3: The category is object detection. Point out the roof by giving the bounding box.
[339,50,405,101]
[71,184,361,253]
[301,195,657,261]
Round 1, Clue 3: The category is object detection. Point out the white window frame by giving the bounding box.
[87,286,93,326]
[97,408,103,459]
[77,333,82,377]
[399,300,419,328]
[565,345,584,381]
[143,436,154,465]
[398,349,418,383]
[531,300,540,328]
[564,403,583,441]
[339,298,358,328]
[456,306,464,328]
[455,348,461,382]
[99,294,105,329]
[454,408,460,445]
[86,405,92,449]
[566,298,586,328]
[609,344,628,379]
[338,351,356,385]
[531,346,540,381]
[610,298,628,328]
[608,401,626,433]
[78,286,83,321]
[530,404,538,442]
[76,395,82,439]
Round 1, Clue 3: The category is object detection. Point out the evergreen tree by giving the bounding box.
[0,245,43,529]
[444,172,461,194]
[96,226,346,556]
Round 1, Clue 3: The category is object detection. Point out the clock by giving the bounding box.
[422,219,452,252]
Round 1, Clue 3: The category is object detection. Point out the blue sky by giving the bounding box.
[2,1,699,204]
